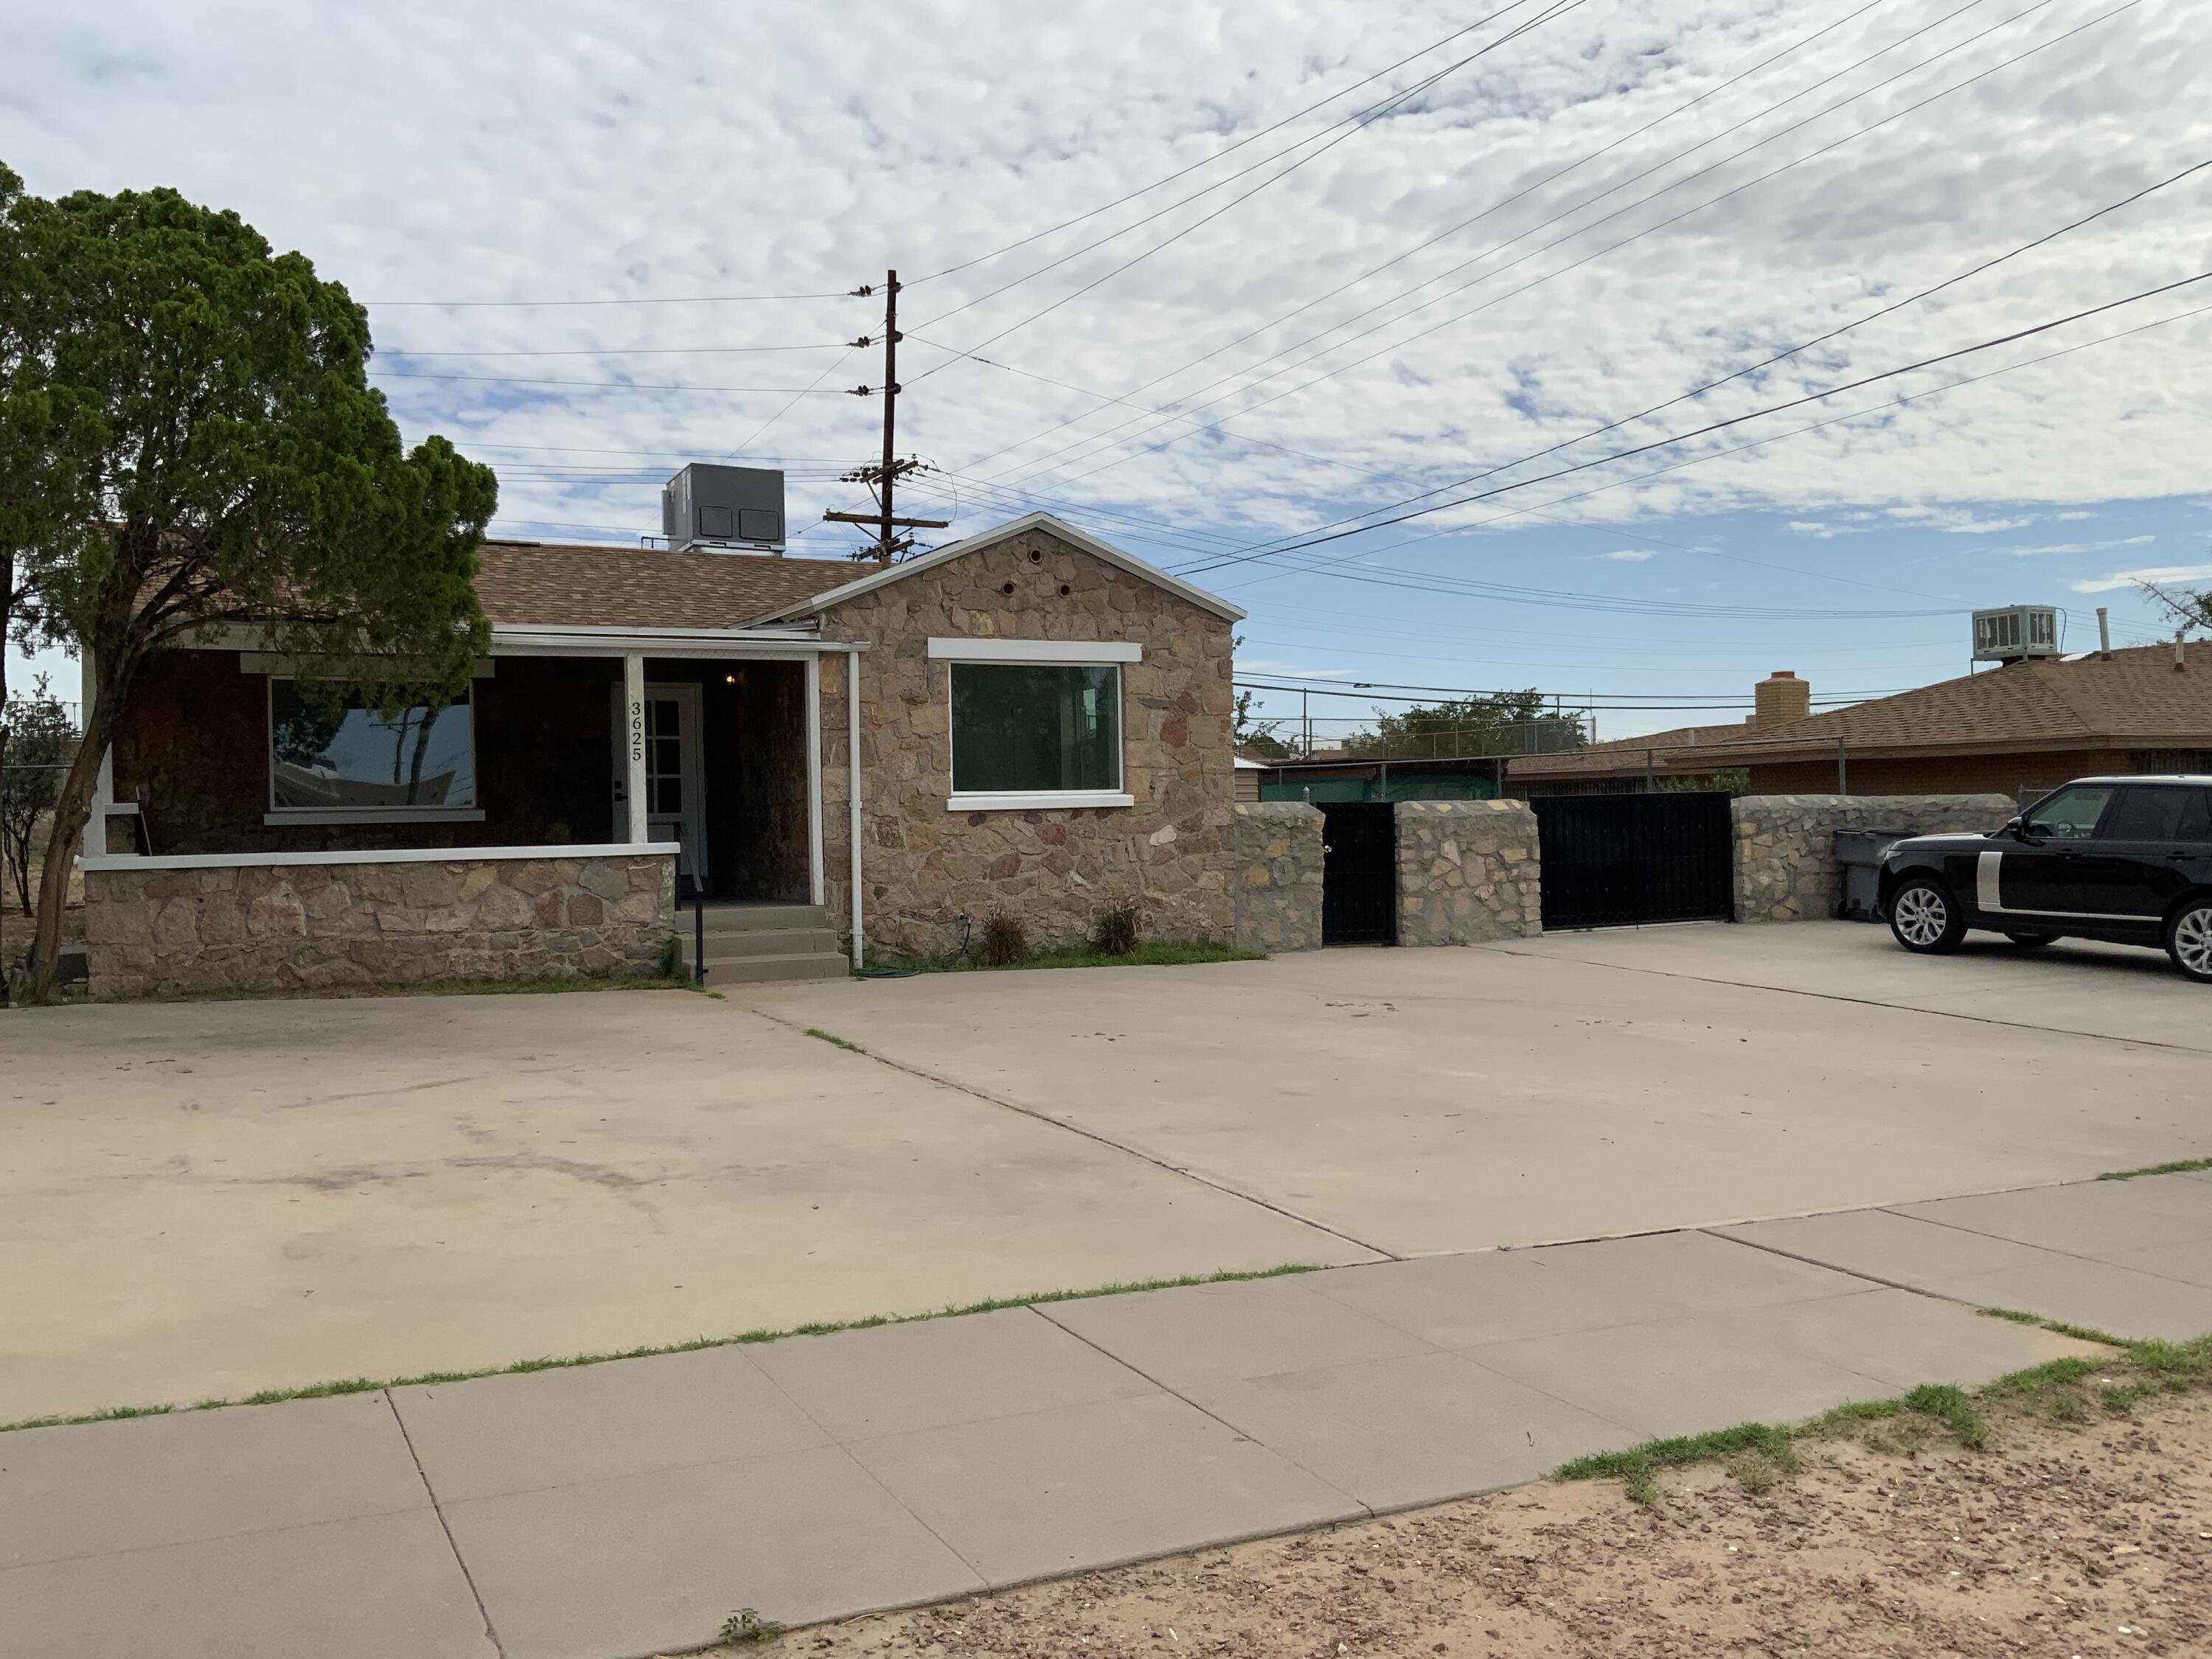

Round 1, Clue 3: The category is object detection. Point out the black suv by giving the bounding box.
[1877,776,2212,982]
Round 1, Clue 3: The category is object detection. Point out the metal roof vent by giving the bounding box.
[661,465,785,554]
[1972,604,2061,664]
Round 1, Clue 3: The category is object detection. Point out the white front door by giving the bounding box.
[613,682,708,888]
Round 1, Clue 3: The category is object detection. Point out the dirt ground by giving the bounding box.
[794,1386,2212,1659]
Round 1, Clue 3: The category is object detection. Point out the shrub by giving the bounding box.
[981,911,1028,966]
[1092,902,1141,956]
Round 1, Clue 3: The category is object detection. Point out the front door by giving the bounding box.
[612,683,708,891]
[1996,782,2117,914]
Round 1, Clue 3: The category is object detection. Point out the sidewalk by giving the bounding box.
[5,1172,2208,1659]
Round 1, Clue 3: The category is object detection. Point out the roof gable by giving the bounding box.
[742,512,1247,625]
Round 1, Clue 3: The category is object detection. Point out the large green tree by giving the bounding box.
[2,168,496,1001]
[1346,689,1588,760]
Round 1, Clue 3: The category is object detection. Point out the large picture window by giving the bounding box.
[949,662,1125,804]
[269,680,477,815]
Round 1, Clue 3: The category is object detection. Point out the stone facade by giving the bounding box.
[1394,799,1544,945]
[1733,793,2014,922]
[85,852,675,998]
[1229,801,1324,953]
[815,524,1236,961]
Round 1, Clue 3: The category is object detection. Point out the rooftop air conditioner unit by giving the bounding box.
[661,464,786,554]
[1972,604,2061,664]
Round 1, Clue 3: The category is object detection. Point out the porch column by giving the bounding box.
[804,653,825,906]
[622,653,649,844]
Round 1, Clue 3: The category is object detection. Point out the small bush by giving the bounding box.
[720,1607,782,1644]
[1092,902,1141,956]
[981,911,1029,966]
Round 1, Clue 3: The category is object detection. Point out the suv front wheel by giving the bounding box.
[2166,900,2212,984]
[1890,878,1966,955]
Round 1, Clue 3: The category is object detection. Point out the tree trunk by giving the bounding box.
[17,667,108,1003]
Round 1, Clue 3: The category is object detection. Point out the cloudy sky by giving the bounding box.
[7,0,2211,739]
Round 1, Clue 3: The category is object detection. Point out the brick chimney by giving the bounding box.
[1754,670,1811,728]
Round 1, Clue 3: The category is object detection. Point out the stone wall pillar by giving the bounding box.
[1732,793,2015,922]
[1229,801,1323,953]
[1394,799,1542,945]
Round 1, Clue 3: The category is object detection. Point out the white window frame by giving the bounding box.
[931,640,1138,812]
[263,676,487,827]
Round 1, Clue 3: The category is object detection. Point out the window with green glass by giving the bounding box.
[949,663,1121,794]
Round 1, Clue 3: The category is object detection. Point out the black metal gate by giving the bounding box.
[1530,792,1733,931]
[1319,801,1397,944]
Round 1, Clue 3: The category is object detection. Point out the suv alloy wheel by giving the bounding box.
[1889,878,1966,954]
[2167,900,2212,984]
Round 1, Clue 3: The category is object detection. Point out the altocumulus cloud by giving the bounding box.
[1,0,2209,555]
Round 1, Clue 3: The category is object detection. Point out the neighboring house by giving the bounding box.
[1253,753,1506,803]
[1509,649,2212,800]
[85,512,1244,976]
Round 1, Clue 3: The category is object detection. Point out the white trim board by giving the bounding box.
[949,791,1135,812]
[265,808,486,827]
[750,511,1248,625]
[927,638,1142,663]
[82,842,680,873]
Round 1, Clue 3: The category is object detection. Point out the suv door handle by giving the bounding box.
[2171,850,2192,861]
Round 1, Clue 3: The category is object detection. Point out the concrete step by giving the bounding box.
[698,951,851,986]
[688,928,842,960]
[689,902,830,931]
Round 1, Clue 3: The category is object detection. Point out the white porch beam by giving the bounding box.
[622,653,649,844]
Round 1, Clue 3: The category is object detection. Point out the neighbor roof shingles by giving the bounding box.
[472,540,861,630]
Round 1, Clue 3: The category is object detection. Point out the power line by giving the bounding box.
[906,1,1551,288]
[372,369,859,395]
[1213,144,2212,564]
[907,0,1589,385]
[379,341,858,358]
[1235,674,1919,704]
[1015,0,2104,494]
[365,288,858,308]
[957,0,1904,479]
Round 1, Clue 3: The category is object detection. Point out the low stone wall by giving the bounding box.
[1395,799,1543,945]
[1229,801,1324,953]
[85,852,676,998]
[1733,794,2014,922]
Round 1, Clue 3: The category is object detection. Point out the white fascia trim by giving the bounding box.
[490,625,858,659]
[82,841,681,873]
[928,638,1142,664]
[265,808,487,827]
[948,790,1135,813]
[757,511,1248,624]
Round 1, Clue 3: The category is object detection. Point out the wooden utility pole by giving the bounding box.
[823,268,946,563]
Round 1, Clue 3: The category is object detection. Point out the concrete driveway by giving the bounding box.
[6,920,2208,1422]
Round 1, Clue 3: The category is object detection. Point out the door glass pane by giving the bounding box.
[270,681,474,808]
[646,699,682,815]
[950,664,1120,793]
[2023,785,2112,841]
[2107,787,2193,841]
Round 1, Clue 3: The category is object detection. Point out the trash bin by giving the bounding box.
[1832,827,1910,922]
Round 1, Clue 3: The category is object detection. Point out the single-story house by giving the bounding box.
[80,512,1244,992]
[1508,649,2212,800]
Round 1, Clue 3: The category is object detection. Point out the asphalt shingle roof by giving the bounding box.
[472,540,863,630]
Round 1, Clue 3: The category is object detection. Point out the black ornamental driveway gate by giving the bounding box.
[1529,792,1733,931]
[1318,801,1397,945]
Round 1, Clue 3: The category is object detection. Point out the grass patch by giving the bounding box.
[1978,1306,2043,1325]
[805,1027,863,1051]
[0,1263,1322,1436]
[917,939,1264,974]
[1556,1325,2212,1506]
[2098,1157,2212,1181]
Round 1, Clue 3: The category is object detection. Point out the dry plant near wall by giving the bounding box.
[1091,901,1141,956]
[980,911,1029,967]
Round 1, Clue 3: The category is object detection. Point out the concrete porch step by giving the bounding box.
[690,927,843,959]
[689,901,831,931]
[697,950,852,985]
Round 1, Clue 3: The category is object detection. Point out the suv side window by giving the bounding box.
[2104,785,2210,842]
[2022,784,2114,841]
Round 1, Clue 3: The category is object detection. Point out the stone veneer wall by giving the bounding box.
[815,524,1236,961]
[1230,801,1324,953]
[85,852,675,998]
[1394,799,1544,945]
[1733,793,2014,922]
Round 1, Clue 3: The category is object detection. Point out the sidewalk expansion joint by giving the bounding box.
[745,1004,1399,1262]
[383,1390,505,1658]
